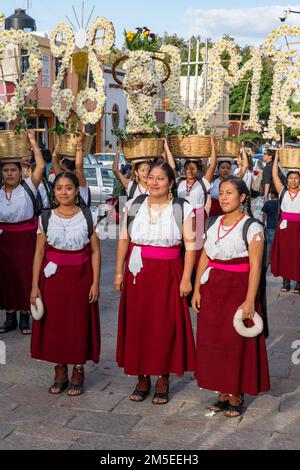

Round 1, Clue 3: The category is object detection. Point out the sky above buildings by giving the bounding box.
[1,1,300,46]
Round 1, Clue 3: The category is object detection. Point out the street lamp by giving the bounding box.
[279,8,300,22]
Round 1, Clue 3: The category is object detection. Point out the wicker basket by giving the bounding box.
[122,138,164,160]
[0,131,30,162]
[56,133,94,159]
[216,139,241,158]
[278,148,300,169]
[169,135,211,158]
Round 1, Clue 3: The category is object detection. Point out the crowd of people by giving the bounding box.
[0,133,299,416]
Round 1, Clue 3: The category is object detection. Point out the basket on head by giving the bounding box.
[278,148,300,169]
[168,135,211,159]
[0,131,30,163]
[122,138,164,161]
[56,133,94,159]
[215,139,241,158]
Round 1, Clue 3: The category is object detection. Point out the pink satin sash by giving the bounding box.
[208,260,250,273]
[281,212,300,222]
[130,244,181,260]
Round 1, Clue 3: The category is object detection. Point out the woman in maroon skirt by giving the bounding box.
[30,172,100,396]
[271,152,300,293]
[115,161,196,405]
[0,130,45,335]
[192,176,270,417]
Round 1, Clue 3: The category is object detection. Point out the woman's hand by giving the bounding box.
[76,132,85,147]
[30,286,42,306]
[27,129,37,146]
[114,274,124,292]
[180,277,192,298]
[239,299,255,321]
[89,284,100,304]
[191,290,201,313]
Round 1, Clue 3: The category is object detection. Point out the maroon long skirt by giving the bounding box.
[196,258,270,396]
[271,220,300,280]
[0,218,36,311]
[210,198,225,217]
[117,255,195,376]
[31,245,100,365]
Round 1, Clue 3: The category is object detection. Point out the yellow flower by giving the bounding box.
[143,31,150,38]
[126,31,134,42]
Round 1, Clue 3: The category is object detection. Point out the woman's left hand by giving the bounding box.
[180,278,192,298]
[239,299,255,321]
[89,284,100,303]
[27,129,36,146]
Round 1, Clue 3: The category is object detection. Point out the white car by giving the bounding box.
[252,158,265,193]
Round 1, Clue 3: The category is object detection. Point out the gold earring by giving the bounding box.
[168,188,173,201]
[136,176,139,183]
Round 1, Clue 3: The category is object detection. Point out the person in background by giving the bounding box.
[210,160,232,216]
[262,190,279,256]
[262,149,286,203]
[52,133,91,208]
[234,143,253,192]
[113,144,150,201]
[270,153,300,294]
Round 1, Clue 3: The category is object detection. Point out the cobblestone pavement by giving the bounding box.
[0,238,299,450]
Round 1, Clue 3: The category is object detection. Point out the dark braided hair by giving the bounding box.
[220,176,253,218]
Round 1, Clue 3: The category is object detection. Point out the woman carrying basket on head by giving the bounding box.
[0,130,45,335]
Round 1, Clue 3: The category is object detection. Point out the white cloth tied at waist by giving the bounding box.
[200,267,212,286]
[44,262,58,278]
[128,246,143,285]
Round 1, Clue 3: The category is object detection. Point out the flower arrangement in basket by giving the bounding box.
[0,16,42,161]
[49,17,115,157]
[111,27,171,159]
[278,148,300,169]
[166,117,212,159]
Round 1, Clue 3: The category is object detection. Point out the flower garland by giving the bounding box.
[86,17,115,58]
[50,22,75,123]
[262,25,300,140]
[0,26,42,122]
[156,45,189,121]
[123,50,162,133]
[50,18,115,125]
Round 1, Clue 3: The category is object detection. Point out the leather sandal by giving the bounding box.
[19,312,32,335]
[224,395,244,418]
[67,366,84,397]
[209,394,230,412]
[48,365,69,395]
[292,282,300,294]
[130,376,151,402]
[152,375,169,405]
[280,279,291,293]
[0,312,18,334]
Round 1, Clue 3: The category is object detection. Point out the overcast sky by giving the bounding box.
[1,1,300,46]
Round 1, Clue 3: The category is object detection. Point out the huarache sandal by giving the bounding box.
[152,375,169,405]
[19,312,32,335]
[224,395,244,418]
[208,394,230,412]
[67,366,84,397]
[280,279,291,293]
[48,365,69,395]
[130,375,151,402]
[0,312,17,334]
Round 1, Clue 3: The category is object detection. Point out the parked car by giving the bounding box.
[83,164,115,220]
[95,153,126,168]
[252,157,265,193]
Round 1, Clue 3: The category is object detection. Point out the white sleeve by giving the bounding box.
[26,177,38,196]
[126,181,133,196]
[247,222,264,245]
[183,201,195,222]
[202,176,212,191]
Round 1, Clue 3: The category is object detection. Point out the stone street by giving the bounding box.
[0,238,299,450]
